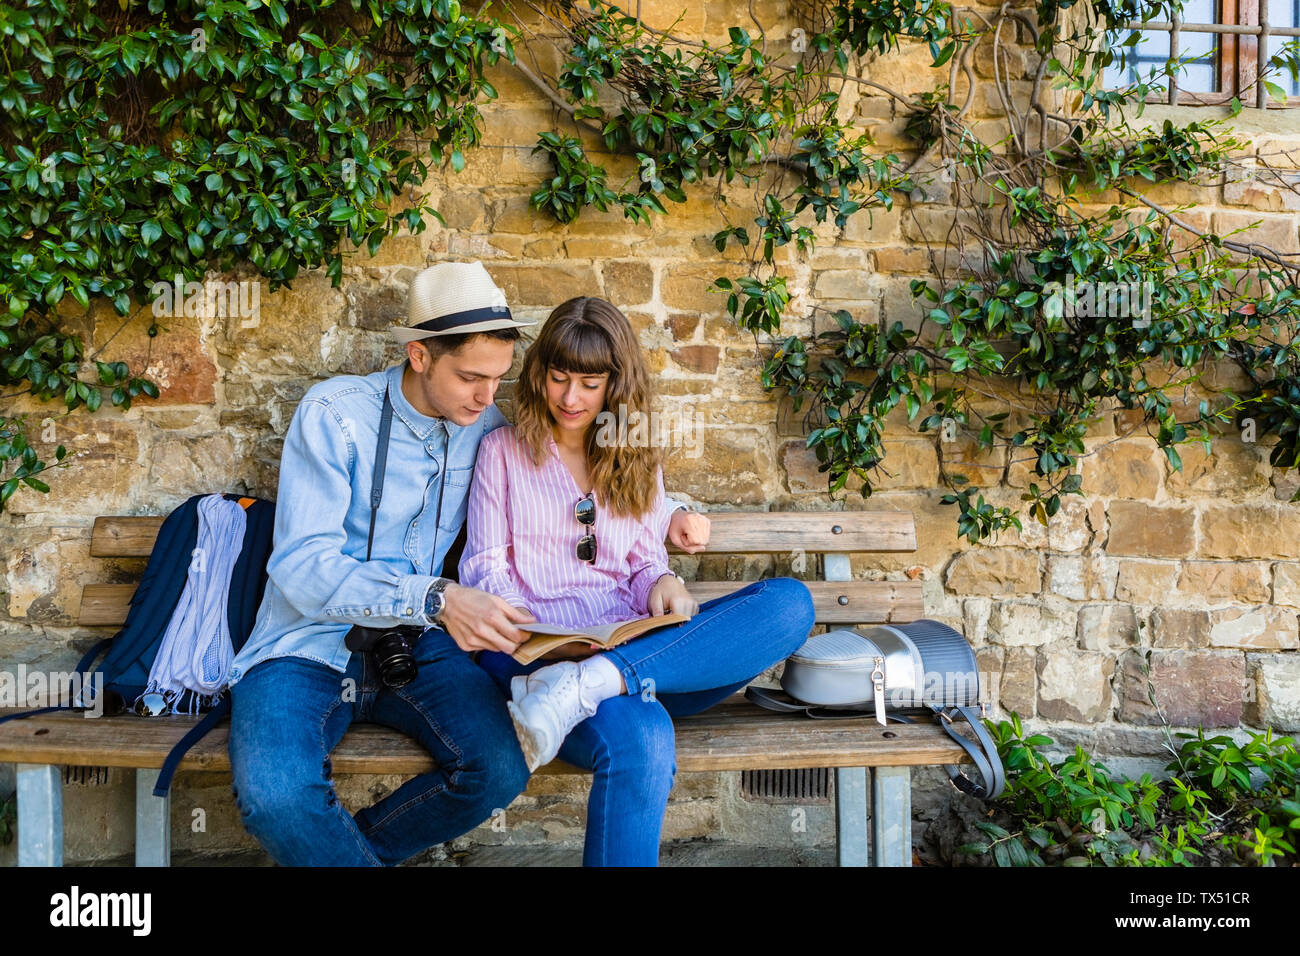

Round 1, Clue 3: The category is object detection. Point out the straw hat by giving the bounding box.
[390,261,535,343]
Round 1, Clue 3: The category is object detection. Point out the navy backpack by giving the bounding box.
[0,492,276,796]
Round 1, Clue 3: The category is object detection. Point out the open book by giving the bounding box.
[512,613,688,664]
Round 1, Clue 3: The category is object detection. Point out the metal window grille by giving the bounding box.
[1112,0,1300,107]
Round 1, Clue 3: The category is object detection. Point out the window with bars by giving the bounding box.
[1104,0,1300,107]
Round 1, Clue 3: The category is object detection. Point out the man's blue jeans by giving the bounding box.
[229,628,530,866]
[478,576,815,867]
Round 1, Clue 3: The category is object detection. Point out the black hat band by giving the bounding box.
[413,305,514,334]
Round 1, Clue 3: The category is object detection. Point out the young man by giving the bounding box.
[227,261,708,866]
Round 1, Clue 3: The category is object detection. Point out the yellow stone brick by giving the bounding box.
[523,237,564,258]
[1211,210,1299,255]
[661,263,732,312]
[485,263,601,307]
[564,238,633,259]
[602,260,656,306]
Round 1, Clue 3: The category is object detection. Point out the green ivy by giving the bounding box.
[5,0,1300,543]
[0,0,510,511]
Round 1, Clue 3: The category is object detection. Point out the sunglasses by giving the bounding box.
[134,692,169,717]
[575,494,597,564]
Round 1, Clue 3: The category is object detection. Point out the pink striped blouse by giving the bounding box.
[459,425,674,626]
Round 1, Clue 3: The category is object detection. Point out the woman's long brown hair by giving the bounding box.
[515,297,661,518]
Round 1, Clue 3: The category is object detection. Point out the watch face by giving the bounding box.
[424,587,444,620]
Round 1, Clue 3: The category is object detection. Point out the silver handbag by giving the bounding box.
[746,620,1005,798]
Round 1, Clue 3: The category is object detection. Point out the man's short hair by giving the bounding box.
[421,325,522,360]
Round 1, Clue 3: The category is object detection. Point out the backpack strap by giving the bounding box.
[75,637,114,676]
[0,705,65,726]
[152,696,232,797]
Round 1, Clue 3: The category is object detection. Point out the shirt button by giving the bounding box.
[412,520,418,527]
[363,609,371,616]
[404,608,414,616]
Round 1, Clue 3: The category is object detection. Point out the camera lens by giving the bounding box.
[372,630,418,688]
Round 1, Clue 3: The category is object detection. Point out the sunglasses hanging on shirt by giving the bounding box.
[575,493,597,564]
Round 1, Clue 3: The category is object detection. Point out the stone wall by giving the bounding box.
[3,0,1299,862]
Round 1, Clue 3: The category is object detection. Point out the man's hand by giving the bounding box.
[668,509,710,553]
[648,573,699,618]
[438,583,535,654]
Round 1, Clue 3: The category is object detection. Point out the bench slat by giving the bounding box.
[79,580,924,628]
[78,584,139,626]
[90,516,165,558]
[689,580,922,623]
[0,706,969,774]
[674,511,916,553]
[91,511,917,558]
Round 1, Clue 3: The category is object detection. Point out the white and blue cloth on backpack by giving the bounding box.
[141,494,247,714]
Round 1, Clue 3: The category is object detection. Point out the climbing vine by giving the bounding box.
[1,0,509,508]
[2,0,1299,540]
[513,0,1300,540]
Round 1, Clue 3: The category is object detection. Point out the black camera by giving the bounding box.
[345,625,421,688]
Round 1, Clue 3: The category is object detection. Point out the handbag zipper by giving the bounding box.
[871,655,886,726]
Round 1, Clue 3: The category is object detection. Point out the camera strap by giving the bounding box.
[365,382,446,575]
[365,386,395,562]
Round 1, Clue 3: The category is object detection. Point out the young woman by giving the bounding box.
[459,296,814,867]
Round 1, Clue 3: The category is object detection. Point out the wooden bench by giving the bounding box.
[1,509,974,867]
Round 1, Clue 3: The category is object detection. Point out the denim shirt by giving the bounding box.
[229,362,507,684]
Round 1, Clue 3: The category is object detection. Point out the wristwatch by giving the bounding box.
[422,578,453,627]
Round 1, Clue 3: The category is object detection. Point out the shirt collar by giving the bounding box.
[386,362,449,441]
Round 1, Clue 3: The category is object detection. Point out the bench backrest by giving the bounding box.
[79,511,922,629]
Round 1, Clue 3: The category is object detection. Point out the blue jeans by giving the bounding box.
[229,628,530,866]
[478,576,814,867]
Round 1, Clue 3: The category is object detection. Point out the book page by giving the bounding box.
[512,614,688,664]
[517,620,622,642]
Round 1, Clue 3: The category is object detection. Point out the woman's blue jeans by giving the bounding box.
[229,628,530,866]
[478,576,815,867]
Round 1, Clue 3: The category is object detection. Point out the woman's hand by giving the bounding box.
[668,509,710,553]
[648,573,699,618]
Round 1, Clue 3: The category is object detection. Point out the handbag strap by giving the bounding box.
[932,704,1006,799]
[745,686,914,722]
[746,688,1005,798]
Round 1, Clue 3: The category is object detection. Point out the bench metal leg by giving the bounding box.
[17,763,62,866]
[825,555,872,867]
[135,769,171,867]
[835,767,869,866]
[871,766,912,867]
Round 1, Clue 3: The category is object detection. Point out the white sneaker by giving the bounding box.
[507,662,600,772]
